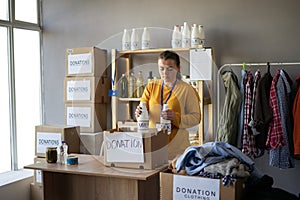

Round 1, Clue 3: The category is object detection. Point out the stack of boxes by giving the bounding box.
[64,47,110,155]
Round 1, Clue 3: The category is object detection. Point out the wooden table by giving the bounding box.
[24,154,167,200]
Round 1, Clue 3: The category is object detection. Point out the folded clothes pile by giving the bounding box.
[169,142,261,186]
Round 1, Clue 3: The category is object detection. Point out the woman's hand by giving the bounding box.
[161,109,175,121]
[135,105,142,118]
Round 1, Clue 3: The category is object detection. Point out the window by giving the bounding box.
[0,0,41,174]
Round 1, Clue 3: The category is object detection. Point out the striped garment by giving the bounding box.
[266,69,286,149]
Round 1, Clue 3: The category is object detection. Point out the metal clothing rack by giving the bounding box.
[216,62,300,126]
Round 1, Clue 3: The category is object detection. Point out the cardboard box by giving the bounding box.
[65,103,107,133]
[33,157,46,186]
[160,169,245,200]
[103,128,168,169]
[35,125,80,157]
[80,132,103,155]
[30,182,44,200]
[66,47,107,77]
[64,76,111,103]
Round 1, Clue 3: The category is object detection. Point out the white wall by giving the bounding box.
[41,0,300,196]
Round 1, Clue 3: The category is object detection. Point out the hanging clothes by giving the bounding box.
[293,75,300,159]
[237,69,247,148]
[242,71,258,158]
[269,69,294,169]
[253,68,273,149]
[216,71,242,146]
[266,69,286,149]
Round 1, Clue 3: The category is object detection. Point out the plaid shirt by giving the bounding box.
[266,69,286,149]
[242,71,257,158]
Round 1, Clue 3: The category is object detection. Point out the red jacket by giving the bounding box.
[293,75,300,159]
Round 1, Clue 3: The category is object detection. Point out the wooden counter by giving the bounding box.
[25,154,167,200]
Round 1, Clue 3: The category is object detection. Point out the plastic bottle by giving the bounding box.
[198,25,205,48]
[136,71,144,98]
[181,22,191,48]
[160,104,171,135]
[130,28,140,50]
[147,71,153,83]
[128,72,137,98]
[59,141,68,165]
[137,102,149,130]
[141,27,150,50]
[191,24,200,48]
[171,25,181,48]
[121,29,131,51]
[118,73,128,98]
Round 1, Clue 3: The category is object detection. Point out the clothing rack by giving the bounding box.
[217,62,300,125]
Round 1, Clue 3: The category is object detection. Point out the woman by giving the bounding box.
[136,50,201,159]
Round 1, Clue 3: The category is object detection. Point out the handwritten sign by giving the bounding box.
[189,48,212,80]
[68,53,92,74]
[36,132,61,154]
[105,132,144,163]
[67,107,91,128]
[173,175,220,200]
[66,80,91,101]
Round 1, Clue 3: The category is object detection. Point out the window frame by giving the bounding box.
[0,0,42,171]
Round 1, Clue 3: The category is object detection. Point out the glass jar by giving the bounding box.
[46,147,57,163]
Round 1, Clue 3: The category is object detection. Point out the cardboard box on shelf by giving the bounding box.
[30,182,43,200]
[33,157,46,186]
[103,127,168,170]
[35,125,80,158]
[65,103,107,133]
[80,132,103,155]
[64,76,111,103]
[160,169,245,200]
[66,47,107,77]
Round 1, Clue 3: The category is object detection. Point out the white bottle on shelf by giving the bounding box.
[160,104,171,135]
[137,102,149,130]
[141,27,150,49]
[198,25,206,48]
[121,29,131,51]
[171,25,181,48]
[191,24,200,48]
[130,28,140,50]
[181,22,191,48]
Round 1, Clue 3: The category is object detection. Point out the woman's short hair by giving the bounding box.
[159,50,180,67]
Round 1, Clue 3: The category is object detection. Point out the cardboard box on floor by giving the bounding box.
[35,125,80,157]
[160,169,245,200]
[103,127,168,170]
[64,76,111,104]
[33,157,46,186]
[66,47,107,77]
[30,182,43,200]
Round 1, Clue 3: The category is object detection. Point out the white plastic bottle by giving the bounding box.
[181,22,191,48]
[130,28,140,50]
[121,29,131,51]
[138,102,149,130]
[160,104,171,135]
[198,25,205,48]
[59,140,68,165]
[171,25,181,48]
[191,24,200,48]
[141,27,150,49]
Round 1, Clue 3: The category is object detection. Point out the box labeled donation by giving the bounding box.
[65,103,107,133]
[64,76,110,103]
[160,169,245,200]
[103,128,168,169]
[66,47,107,77]
[35,125,80,157]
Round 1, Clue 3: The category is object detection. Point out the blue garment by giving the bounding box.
[270,69,295,169]
[237,70,247,148]
[175,142,255,175]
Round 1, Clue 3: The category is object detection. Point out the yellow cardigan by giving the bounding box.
[140,79,201,159]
